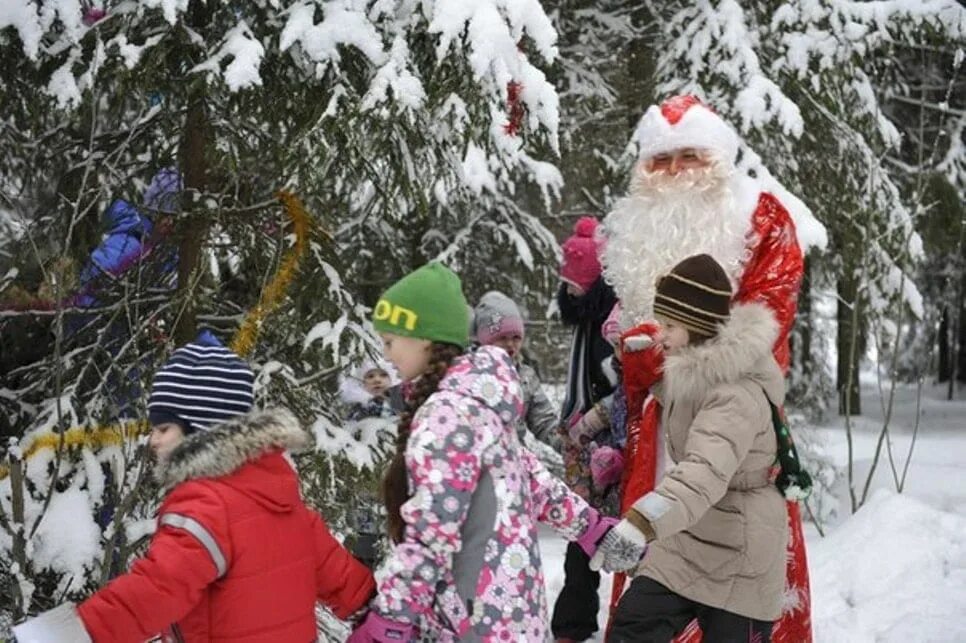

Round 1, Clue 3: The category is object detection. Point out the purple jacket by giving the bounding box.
[372,346,594,641]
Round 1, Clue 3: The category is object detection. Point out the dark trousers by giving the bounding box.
[551,542,601,640]
[610,577,773,643]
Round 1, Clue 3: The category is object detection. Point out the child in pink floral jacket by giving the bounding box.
[348,263,616,642]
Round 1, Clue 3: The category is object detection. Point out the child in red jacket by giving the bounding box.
[14,331,375,643]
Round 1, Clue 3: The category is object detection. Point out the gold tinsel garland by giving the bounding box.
[230,189,311,357]
[0,421,147,479]
[1,191,313,479]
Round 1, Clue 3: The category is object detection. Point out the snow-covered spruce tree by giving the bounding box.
[545,0,653,218]
[0,0,565,629]
[639,0,964,416]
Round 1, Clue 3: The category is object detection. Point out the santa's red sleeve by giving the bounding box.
[734,192,804,372]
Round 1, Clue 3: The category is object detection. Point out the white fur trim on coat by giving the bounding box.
[663,303,779,403]
[159,409,312,489]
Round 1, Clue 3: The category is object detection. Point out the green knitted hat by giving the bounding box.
[372,263,470,348]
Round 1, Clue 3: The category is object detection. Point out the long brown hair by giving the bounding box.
[383,342,463,543]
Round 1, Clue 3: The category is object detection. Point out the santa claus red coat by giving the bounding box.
[604,95,812,643]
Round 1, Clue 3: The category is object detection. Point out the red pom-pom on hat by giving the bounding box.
[659,95,706,125]
[573,216,598,238]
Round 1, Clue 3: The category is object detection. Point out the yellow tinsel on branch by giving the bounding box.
[0,420,147,480]
[230,190,312,357]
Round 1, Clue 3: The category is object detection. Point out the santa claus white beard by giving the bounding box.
[602,161,751,327]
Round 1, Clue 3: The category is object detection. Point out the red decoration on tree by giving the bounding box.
[504,81,525,136]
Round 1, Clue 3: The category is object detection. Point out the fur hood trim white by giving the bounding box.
[663,303,783,403]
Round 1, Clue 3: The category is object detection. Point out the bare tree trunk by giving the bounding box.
[623,11,657,130]
[939,303,951,382]
[951,280,965,397]
[799,257,813,377]
[174,0,213,346]
[837,275,862,415]
[949,210,966,397]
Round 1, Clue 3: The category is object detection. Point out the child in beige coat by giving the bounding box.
[592,254,788,643]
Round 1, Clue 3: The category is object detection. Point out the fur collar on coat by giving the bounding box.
[663,302,784,406]
[157,409,312,489]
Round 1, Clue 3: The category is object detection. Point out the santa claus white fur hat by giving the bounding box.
[632,95,741,164]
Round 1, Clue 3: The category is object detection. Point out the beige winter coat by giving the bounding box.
[630,303,789,622]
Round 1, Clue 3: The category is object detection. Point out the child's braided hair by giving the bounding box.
[383,342,463,544]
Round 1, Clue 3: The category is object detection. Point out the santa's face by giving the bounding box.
[601,150,749,327]
[645,147,713,175]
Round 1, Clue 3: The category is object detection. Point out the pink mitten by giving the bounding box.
[590,445,624,489]
[575,508,620,559]
[347,611,413,642]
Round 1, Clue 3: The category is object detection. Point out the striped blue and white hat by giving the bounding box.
[148,330,255,433]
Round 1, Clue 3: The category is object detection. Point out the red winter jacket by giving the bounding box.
[77,409,375,642]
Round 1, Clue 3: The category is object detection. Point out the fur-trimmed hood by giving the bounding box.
[663,302,785,406]
[158,408,313,491]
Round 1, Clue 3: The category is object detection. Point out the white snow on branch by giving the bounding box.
[142,0,189,25]
[313,416,395,470]
[46,50,83,108]
[31,489,101,580]
[191,20,265,92]
[304,312,349,360]
[661,0,804,137]
[279,1,388,68]
[1,1,44,59]
[461,143,497,195]
[108,33,165,70]
[362,35,425,112]
[428,0,561,145]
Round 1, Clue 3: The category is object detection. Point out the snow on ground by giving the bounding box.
[809,490,966,642]
[807,383,966,642]
[540,382,966,642]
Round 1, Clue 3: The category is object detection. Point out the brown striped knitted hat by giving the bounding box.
[654,254,732,337]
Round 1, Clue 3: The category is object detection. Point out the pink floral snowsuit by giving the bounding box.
[371,346,595,641]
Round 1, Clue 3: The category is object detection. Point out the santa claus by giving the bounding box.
[600,95,811,642]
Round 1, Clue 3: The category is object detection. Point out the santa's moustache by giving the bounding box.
[602,158,749,327]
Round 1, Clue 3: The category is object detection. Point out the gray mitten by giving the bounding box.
[588,518,648,573]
